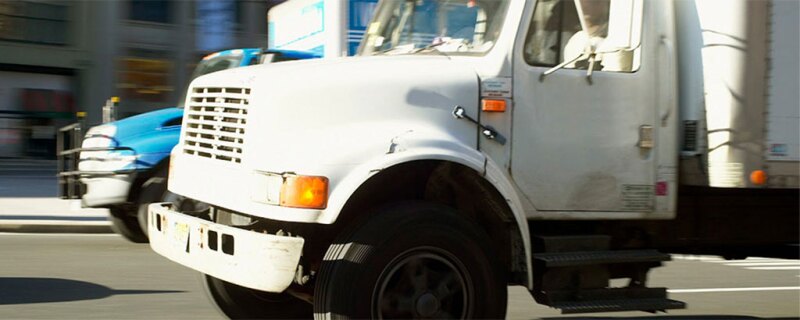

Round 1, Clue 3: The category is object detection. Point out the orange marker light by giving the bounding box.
[750,170,767,186]
[481,99,506,112]
[280,175,329,209]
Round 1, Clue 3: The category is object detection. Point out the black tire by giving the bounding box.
[201,274,313,319]
[109,207,148,243]
[135,166,171,239]
[314,202,507,319]
[136,165,211,239]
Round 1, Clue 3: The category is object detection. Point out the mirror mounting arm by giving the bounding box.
[539,53,586,82]
[452,106,506,145]
[585,53,597,85]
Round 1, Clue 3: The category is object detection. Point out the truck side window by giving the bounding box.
[524,0,640,73]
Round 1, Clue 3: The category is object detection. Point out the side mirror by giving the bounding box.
[604,0,644,51]
[259,53,276,64]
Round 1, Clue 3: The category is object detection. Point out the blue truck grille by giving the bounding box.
[183,87,250,163]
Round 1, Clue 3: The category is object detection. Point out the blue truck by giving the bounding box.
[58,48,319,242]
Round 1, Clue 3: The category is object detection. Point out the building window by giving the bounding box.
[195,0,241,51]
[129,0,171,23]
[0,1,69,45]
[117,49,173,104]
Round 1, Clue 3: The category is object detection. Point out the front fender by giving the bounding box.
[122,127,180,170]
[483,155,533,289]
[317,129,485,225]
[316,130,534,289]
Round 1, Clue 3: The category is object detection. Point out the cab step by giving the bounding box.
[553,298,686,314]
[530,235,686,314]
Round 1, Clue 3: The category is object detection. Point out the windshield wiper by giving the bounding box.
[413,45,450,59]
[411,40,461,59]
[411,41,445,53]
[372,38,467,58]
[372,44,416,56]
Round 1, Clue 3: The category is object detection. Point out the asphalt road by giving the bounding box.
[0,233,219,320]
[0,233,797,320]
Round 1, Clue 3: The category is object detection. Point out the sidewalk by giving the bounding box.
[0,158,112,233]
[0,197,112,234]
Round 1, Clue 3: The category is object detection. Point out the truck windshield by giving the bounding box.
[189,55,245,82]
[178,53,248,108]
[359,0,510,56]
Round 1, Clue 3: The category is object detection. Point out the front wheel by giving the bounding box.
[108,207,148,243]
[313,202,507,319]
[201,274,312,319]
[135,167,171,240]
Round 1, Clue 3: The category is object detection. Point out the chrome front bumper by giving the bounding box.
[148,202,305,292]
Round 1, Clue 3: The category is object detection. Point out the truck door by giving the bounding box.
[511,0,661,213]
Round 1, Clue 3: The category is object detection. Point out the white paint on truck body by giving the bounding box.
[679,0,799,187]
[170,56,483,224]
[766,0,800,163]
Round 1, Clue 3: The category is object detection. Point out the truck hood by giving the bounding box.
[108,107,182,141]
[104,107,182,155]
[187,56,481,172]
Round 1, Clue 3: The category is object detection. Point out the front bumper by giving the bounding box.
[80,174,135,207]
[148,202,305,292]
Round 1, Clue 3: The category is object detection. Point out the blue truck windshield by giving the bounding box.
[189,55,245,82]
[359,0,510,56]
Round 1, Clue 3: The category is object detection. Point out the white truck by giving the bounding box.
[149,0,799,318]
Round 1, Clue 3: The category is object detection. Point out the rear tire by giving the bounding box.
[108,207,148,243]
[201,274,312,319]
[313,202,507,319]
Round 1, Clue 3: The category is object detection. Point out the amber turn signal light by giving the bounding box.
[280,175,329,209]
[481,99,506,112]
[750,170,767,186]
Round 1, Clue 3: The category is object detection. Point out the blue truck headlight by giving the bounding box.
[82,125,117,149]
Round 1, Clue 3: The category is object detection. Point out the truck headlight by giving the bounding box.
[102,153,139,171]
[83,125,117,148]
[251,172,329,209]
[79,124,131,172]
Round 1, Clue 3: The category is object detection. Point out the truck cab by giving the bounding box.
[63,48,319,243]
[149,0,798,318]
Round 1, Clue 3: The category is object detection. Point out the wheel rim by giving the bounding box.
[373,247,473,319]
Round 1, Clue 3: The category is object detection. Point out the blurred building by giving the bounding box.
[0,0,282,158]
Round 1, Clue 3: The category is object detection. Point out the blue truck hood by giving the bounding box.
[111,108,182,140]
[109,107,183,156]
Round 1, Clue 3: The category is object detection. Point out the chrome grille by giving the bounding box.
[183,87,251,163]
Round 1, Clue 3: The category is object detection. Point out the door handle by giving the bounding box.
[638,125,654,149]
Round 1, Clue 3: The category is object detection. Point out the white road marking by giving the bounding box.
[669,286,800,293]
[0,232,117,237]
[672,255,723,261]
[707,258,777,263]
[726,262,800,267]
[746,266,800,270]
[673,255,800,269]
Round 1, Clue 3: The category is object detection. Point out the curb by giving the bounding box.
[0,198,113,234]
